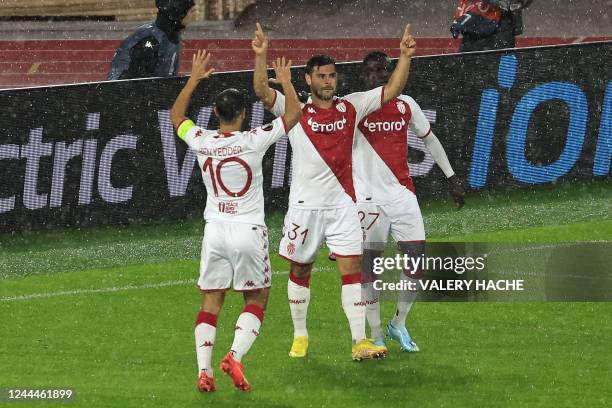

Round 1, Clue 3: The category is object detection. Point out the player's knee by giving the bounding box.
[200,290,226,314]
[398,240,426,279]
[362,249,383,281]
[244,288,270,310]
[398,240,425,256]
[337,255,362,276]
[290,262,312,278]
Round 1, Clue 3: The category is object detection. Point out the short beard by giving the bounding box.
[313,88,334,101]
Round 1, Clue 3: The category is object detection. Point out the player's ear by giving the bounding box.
[213,106,220,119]
[305,73,312,87]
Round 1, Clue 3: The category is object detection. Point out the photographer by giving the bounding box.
[451,0,533,52]
[107,0,195,80]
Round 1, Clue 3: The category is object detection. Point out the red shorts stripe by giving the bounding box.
[289,270,311,288]
[243,304,265,322]
[341,272,362,285]
[195,311,218,327]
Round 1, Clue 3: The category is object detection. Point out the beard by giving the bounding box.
[312,87,335,101]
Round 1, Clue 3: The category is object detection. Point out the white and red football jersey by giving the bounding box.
[270,87,384,208]
[353,95,432,204]
[179,117,288,226]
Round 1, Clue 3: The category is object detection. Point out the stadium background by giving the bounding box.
[1,1,611,407]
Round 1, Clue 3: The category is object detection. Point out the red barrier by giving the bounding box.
[0,37,608,89]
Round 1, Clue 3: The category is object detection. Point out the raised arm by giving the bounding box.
[170,50,215,131]
[269,57,301,130]
[383,24,417,104]
[252,22,277,109]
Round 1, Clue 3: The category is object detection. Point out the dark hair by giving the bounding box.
[305,54,336,74]
[360,51,393,89]
[214,88,246,123]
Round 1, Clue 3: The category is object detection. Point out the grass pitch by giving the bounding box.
[1,180,611,407]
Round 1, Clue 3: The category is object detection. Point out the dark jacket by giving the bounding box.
[460,9,524,52]
[452,0,528,52]
[107,21,181,80]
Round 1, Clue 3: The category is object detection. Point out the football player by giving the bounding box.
[170,50,301,392]
[252,23,417,360]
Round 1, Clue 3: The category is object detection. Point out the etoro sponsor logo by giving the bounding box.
[363,118,406,132]
[307,117,347,133]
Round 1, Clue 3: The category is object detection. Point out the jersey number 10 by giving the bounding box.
[202,156,253,198]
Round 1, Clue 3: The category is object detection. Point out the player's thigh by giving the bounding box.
[227,224,272,291]
[279,207,325,265]
[198,222,233,291]
[384,192,426,242]
[324,205,363,258]
[357,202,391,251]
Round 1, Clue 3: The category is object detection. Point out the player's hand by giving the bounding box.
[269,57,293,85]
[188,50,215,83]
[251,22,269,55]
[447,175,466,209]
[399,24,417,58]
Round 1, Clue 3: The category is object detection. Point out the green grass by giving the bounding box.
[1,181,611,407]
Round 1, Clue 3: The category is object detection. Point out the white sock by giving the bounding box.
[288,272,310,338]
[341,274,366,343]
[230,305,264,362]
[391,276,418,328]
[362,282,383,339]
[194,311,217,376]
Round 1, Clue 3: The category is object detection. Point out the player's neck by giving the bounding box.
[219,123,241,133]
[311,95,333,109]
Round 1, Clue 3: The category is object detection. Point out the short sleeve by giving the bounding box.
[399,95,431,138]
[269,89,286,117]
[249,116,288,151]
[177,119,205,151]
[344,86,384,123]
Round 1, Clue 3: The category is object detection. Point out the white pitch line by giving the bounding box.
[0,267,335,303]
[0,279,194,302]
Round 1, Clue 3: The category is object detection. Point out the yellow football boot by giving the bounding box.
[288,336,309,358]
[352,338,387,361]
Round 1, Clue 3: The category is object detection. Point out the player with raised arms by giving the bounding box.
[354,51,465,353]
[252,22,417,360]
[170,50,301,392]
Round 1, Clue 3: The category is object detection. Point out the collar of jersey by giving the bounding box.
[305,96,341,111]
[215,131,237,138]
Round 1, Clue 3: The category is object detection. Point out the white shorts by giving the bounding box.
[279,205,363,264]
[198,221,272,292]
[358,190,426,251]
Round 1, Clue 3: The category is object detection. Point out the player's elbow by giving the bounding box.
[284,109,302,131]
[256,88,273,108]
[170,107,183,131]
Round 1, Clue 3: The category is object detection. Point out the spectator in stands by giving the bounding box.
[107,0,195,80]
[451,0,533,52]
